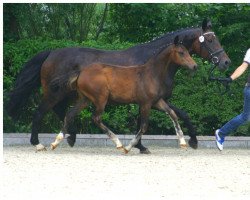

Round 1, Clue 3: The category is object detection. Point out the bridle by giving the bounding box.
[199,31,230,95]
[199,31,224,65]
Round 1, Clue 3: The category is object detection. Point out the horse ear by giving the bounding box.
[202,18,212,31]
[174,35,179,46]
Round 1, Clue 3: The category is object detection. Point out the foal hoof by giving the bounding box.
[140,148,151,154]
[117,146,129,154]
[180,144,188,149]
[67,136,76,147]
[188,138,198,149]
[50,143,57,150]
[35,144,47,152]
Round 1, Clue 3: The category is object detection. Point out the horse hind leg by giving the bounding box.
[52,97,77,147]
[31,100,55,152]
[92,107,125,153]
[51,97,89,150]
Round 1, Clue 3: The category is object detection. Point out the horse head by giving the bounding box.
[173,35,198,71]
[191,19,231,71]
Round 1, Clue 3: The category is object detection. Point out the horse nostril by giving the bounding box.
[193,65,198,70]
[225,60,231,66]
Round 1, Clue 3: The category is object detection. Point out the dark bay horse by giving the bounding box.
[51,36,198,152]
[6,19,230,152]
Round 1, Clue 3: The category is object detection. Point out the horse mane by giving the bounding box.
[136,26,200,48]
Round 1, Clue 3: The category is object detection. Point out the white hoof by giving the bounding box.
[35,144,46,152]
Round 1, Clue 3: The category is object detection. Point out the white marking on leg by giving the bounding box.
[51,131,64,150]
[107,130,123,148]
[125,131,143,153]
[167,112,187,146]
[125,138,138,152]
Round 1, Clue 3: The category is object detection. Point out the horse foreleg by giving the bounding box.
[154,99,187,149]
[125,104,150,153]
[169,104,198,149]
[134,117,151,154]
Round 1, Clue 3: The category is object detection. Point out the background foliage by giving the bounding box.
[3,3,250,135]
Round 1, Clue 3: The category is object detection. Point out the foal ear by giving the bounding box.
[202,18,212,31]
[174,35,179,46]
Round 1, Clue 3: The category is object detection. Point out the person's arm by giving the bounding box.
[230,62,249,81]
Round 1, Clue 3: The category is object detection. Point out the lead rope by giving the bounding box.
[208,63,231,95]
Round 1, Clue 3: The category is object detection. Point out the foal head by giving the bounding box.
[171,36,198,71]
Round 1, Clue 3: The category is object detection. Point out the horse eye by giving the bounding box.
[208,38,213,43]
[178,51,184,56]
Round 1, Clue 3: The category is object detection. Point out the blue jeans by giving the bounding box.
[219,86,250,138]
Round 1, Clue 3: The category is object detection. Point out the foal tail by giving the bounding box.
[5,50,51,120]
[49,69,81,93]
[68,74,80,90]
[68,71,81,90]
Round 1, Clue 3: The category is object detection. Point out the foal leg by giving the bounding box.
[154,99,187,148]
[125,104,151,153]
[92,106,126,152]
[51,98,89,150]
[169,104,198,149]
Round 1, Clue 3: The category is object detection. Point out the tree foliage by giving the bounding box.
[3,3,250,135]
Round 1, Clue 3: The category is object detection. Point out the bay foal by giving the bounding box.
[51,36,197,153]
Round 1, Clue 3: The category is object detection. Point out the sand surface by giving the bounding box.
[2,145,250,200]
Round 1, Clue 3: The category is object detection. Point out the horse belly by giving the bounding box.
[107,72,137,103]
[109,82,136,103]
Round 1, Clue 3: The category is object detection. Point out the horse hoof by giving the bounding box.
[180,144,188,149]
[188,139,198,149]
[35,144,47,152]
[140,148,151,154]
[117,146,129,154]
[50,143,57,150]
[67,137,75,147]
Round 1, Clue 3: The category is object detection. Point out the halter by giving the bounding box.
[199,31,224,64]
[199,31,230,95]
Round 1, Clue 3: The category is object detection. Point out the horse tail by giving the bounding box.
[68,73,80,90]
[5,50,51,120]
[49,69,81,93]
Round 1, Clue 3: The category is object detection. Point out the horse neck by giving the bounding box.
[148,46,179,84]
[131,27,200,60]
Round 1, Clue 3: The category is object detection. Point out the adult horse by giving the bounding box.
[6,19,230,152]
[51,36,198,153]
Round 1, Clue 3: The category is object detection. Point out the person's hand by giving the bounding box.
[218,77,233,87]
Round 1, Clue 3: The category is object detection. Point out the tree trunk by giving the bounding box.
[95,3,108,41]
